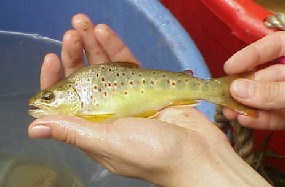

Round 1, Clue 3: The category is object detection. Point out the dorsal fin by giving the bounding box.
[183,70,194,76]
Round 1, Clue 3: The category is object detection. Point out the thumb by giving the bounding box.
[28,115,106,150]
[230,79,285,110]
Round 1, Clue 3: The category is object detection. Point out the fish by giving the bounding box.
[0,151,85,187]
[28,62,256,122]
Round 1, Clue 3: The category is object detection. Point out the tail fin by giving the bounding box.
[207,71,257,118]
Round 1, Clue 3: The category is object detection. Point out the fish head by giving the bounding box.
[28,82,80,118]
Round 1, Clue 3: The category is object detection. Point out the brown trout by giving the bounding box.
[29,62,256,122]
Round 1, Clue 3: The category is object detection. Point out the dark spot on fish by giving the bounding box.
[197,82,201,86]
[184,79,189,82]
[94,85,98,90]
[114,82,118,86]
[138,74,142,77]
[90,95,93,99]
[103,92,107,96]
[109,69,112,72]
[129,81,134,85]
[101,77,105,82]
[116,73,120,76]
[121,82,124,85]
[107,83,111,87]
[167,80,170,83]
[178,74,181,76]
[150,80,155,84]
[98,88,102,92]
[87,78,91,82]
[91,69,94,72]
[141,90,144,94]
[171,81,176,86]
[104,84,107,87]
[68,84,72,87]
[152,71,156,74]
[81,102,84,108]
[96,103,99,107]
[162,74,166,77]
[96,74,99,77]
[122,72,126,76]
[124,91,128,95]
[142,80,146,84]
[131,72,135,75]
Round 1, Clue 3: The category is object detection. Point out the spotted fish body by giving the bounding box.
[29,62,255,122]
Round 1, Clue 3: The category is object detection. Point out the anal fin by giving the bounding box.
[169,99,198,107]
[134,110,159,118]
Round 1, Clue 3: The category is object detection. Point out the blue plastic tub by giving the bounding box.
[0,0,214,186]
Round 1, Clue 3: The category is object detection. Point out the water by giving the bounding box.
[0,31,151,187]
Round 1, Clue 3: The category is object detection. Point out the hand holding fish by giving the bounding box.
[224,31,285,130]
[28,14,269,186]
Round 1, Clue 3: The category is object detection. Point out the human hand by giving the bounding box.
[40,14,138,90]
[223,32,285,130]
[29,14,269,186]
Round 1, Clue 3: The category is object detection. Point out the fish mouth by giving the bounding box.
[28,103,52,118]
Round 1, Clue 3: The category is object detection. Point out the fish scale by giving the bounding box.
[29,62,256,122]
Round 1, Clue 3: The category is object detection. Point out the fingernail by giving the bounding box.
[44,54,53,63]
[63,32,74,40]
[232,79,256,99]
[95,24,109,34]
[30,125,51,139]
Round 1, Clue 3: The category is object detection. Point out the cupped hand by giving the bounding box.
[40,13,138,90]
[29,14,269,186]
[224,31,285,130]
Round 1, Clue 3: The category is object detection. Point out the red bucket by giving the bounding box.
[162,0,285,171]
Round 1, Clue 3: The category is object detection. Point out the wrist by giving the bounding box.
[164,141,271,187]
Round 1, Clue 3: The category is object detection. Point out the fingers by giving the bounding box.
[61,30,84,77]
[95,24,139,64]
[230,79,285,110]
[224,31,285,75]
[40,53,62,90]
[222,108,239,121]
[254,64,285,81]
[72,14,110,64]
[237,110,285,130]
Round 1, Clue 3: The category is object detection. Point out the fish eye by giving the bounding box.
[41,91,54,102]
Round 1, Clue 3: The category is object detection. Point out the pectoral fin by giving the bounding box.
[76,114,115,122]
